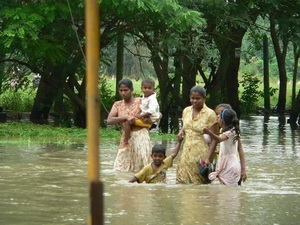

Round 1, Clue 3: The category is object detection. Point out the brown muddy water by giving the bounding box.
[0,115,300,225]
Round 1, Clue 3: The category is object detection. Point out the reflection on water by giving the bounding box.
[1,116,300,225]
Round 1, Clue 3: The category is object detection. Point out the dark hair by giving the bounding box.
[142,78,155,87]
[151,144,166,155]
[221,108,240,139]
[118,78,133,90]
[216,103,232,110]
[190,85,206,97]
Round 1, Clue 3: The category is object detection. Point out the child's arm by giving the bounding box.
[177,126,185,140]
[203,127,228,143]
[203,124,219,166]
[170,135,184,159]
[128,176,138,183]
[237,137,247,182]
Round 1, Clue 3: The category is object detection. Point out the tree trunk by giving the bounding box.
[171,54,184,133]
[72,104,86,128]
[292,42,299,106]
[263,35,271,111]
[270,15,288,113]
[30,68,63,124]
[211,27,247,117]
[224,44,242,116]
[153,48,170,133]
[288,89,300,129]
[181,54,197,109]
[63,73,87,128]
[53,88,65,126]
[115,34,124,101]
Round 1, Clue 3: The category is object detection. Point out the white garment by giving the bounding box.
[140,92,160,122]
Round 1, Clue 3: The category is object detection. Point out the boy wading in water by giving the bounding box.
[129,135,183,183]
[121,78,160,149]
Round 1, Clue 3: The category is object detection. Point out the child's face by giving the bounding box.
[215,106,225,128]
[151,152,166,167]
[141,82,154,97]
[215,106,224,118]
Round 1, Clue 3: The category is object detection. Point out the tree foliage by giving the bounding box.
[0,0,300,130]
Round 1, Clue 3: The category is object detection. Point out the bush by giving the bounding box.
[0,89,35,112]
[240,73,263,115]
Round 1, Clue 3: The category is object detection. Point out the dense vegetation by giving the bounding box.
[1,0,300,133]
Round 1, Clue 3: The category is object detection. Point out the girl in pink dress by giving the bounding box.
[203,108,246,185]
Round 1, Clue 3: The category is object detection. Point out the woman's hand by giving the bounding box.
[203,158,210,167]
[126,115,136,124]
[177,130,185,139]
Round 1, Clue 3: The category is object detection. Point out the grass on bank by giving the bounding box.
[0,122,176,144]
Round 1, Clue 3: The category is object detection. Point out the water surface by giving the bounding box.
[1,116,300,224]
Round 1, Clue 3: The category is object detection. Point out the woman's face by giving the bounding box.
[118,84,133,101]
[190,91,205,109]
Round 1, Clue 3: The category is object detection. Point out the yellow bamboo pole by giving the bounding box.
[85,0,103,224]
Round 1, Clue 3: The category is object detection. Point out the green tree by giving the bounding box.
[259,0,300,112]
[101,0,205,132]
[196,0,260,116]
[0,1,88,126]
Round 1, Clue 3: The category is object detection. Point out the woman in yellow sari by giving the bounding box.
[176,86,218,184]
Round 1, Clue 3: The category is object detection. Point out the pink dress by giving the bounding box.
[209,129,241,185]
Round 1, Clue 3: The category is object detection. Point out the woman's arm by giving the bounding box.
[106,105,134,125]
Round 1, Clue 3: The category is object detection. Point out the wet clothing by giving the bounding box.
[134,156,173,183]
[111,98,151,173]
[176,104,217,184]
[209,129,241,185]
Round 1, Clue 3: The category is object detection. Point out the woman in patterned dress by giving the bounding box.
[107,79,151,173]
[176,86,218,184]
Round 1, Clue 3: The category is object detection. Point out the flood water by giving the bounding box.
[0,115,300,225]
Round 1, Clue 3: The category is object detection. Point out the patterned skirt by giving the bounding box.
[114,128,151,173]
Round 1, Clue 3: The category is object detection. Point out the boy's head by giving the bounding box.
[142,78,155,87]
[152,144,166,155]
[141,78,155,97]
[151,144,166,166]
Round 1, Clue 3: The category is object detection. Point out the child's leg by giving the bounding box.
[120,121,131,148]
